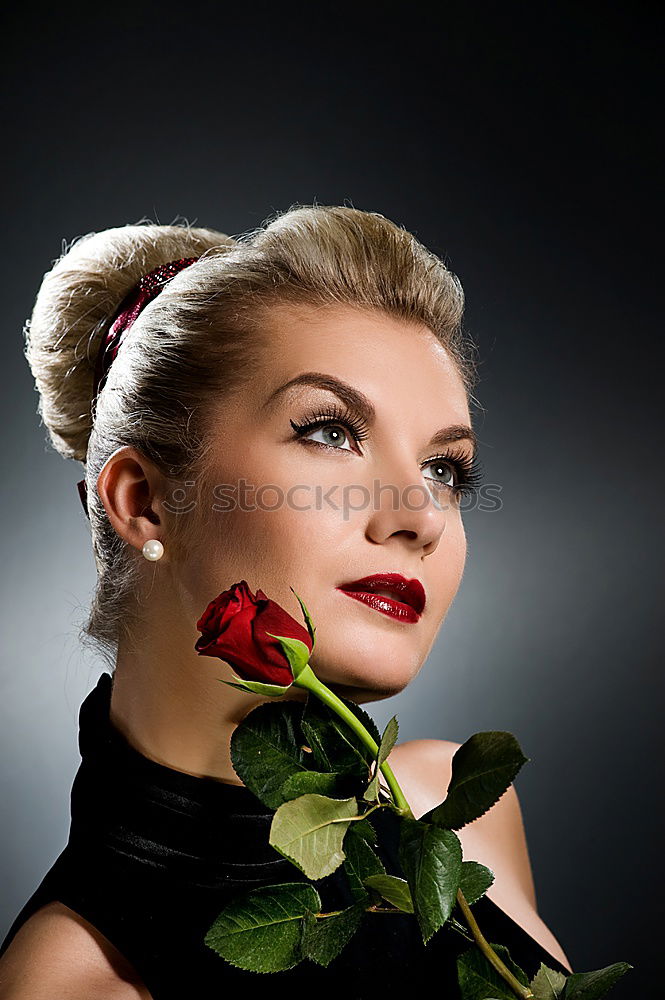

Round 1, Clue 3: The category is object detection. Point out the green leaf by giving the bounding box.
[423,732,529,830]
[377,716,399,766]
[398,816,463,945]
[340,697,383,753]
[457,942,529,999]
[220,677,292,697]
[264,632,311,681]
[531,961,567,999]
[363,767,381,803]
[290,586,317,649]
[269,793,359,879]
[300,697,363,775]
[279,770,347,800]
[229,700,309,810]
[204,881,320,973]
[458,860,495,905]
[363,715,399,804]
[561,962,633,1000]
[300,695,380,778]
[363,874,414,913]
[350,814,378,844]
[342,825,386,902]
[300,900,366,966]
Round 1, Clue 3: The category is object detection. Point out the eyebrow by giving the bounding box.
[261,370,478,455]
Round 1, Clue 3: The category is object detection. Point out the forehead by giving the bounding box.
[252,303,470,421]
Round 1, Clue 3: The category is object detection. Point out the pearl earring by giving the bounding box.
[142,539,164,561]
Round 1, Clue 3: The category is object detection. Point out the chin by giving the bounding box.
[308,641,420,703]
[324,680,407,706]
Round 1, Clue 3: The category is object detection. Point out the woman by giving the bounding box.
[0,205,572,997]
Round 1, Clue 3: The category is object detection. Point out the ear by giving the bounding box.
[95,446,166,553]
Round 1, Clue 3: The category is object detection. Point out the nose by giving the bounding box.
[363,458,449,554]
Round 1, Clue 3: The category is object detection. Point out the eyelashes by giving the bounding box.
[290,403,370,445]
[289,403,484,500]
[422,445,484,500]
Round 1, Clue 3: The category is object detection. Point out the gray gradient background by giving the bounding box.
[1,3,661,995]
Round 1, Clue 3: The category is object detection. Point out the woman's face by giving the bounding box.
[176,303,473,704]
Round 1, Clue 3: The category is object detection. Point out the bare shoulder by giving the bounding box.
[0,902,152,999]
[386,737,461,820]
[387,738,573,974]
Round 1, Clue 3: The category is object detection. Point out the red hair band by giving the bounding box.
[76,256,200,519]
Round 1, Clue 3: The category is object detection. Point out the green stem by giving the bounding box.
[455,889,534,999]
[293,664,414,817]
[318,906,405,917]
[293,662,534,1000]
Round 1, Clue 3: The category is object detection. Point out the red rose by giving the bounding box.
[194,580,313,687]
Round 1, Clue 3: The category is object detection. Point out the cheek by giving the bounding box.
[436,515,467,602]
[225,466,344,558]
[176,478,326,612]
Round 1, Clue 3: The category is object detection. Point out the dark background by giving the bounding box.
[1,2,661,995]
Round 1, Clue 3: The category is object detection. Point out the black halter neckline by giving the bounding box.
[68,672,294,889]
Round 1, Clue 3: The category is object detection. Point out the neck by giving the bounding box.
[109,624,308,788]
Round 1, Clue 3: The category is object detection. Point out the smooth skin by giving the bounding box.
[0,305,571,997]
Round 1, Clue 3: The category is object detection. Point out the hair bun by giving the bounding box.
[24,223,231,463]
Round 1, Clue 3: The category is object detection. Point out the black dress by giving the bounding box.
[0,673,570,997]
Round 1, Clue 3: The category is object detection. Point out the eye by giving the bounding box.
[290,403,369,455]
[423,459,455,490]
[422,447,484,501]
[300,423,355,451]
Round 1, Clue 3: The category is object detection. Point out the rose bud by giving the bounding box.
[195,580,314,688]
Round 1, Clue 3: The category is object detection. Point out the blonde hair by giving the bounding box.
[24,203,478,668]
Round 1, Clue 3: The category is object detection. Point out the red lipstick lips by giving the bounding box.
[336,573,426,623]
